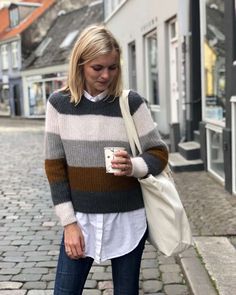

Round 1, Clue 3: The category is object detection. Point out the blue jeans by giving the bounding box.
[54,230,147,295]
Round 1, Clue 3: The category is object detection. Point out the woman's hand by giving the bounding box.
[64,222,85,259]
[111,150,133,176]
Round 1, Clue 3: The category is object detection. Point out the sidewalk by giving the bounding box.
[0,118,236,294]
[173,169,236,295]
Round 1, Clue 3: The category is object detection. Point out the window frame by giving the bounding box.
[9,7,19,27]
[1,44,9,70]
[11,41,18,69]
[144,29,159,106]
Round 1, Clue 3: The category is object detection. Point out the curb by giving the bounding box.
[177,246,218,295]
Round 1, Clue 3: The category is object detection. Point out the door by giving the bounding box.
[13,84,21,116]
[169,19,180,123]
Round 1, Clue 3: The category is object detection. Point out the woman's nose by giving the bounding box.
[101,68,110,79]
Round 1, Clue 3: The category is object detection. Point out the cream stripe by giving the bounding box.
[54,201,77,226]
[133,103,156,137]
[58,114,128,141]
[45,102,60,135]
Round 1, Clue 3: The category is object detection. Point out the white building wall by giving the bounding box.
[105,0,178,135]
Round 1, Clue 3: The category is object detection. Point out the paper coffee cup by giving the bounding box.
[104,147,125,173]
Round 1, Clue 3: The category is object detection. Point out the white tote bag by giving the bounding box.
[120,90,193,256]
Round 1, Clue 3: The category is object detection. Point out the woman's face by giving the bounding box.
[83,49,119,96]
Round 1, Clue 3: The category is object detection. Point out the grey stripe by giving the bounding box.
[140,128,168,151]
[62,140,131,167]
[45,132,65,159]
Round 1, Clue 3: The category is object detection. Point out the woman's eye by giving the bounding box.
[109,65,118,70]
[92,66,103,71]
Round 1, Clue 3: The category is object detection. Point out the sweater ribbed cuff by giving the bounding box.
[55,201,77,226]
[130,157,148,178]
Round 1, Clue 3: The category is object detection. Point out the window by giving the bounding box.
[1,45,9,70]
[11,42,18,69]
[27,73,67,116]
[104,0,125,19]
[207,125,225,181]
[203,0,225,123]
[128,42,137,91]
[9,7,19,27]
[35,37,52,57]
[145,30,159,105]
[60,31,79,49]
[0,84,10,116]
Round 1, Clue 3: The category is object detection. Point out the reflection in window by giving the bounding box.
[27,74,67,116]
[128,42,137,91]
[29,82,44,116]
[145,30,159,105]
[204,0,225,122]
[208,128,225,179]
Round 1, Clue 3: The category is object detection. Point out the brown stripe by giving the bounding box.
[45,158,68,183]
[68,167,139,192]
[147,147,169,169]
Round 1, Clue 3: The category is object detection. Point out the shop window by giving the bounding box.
[128,42,137,91]
[203,1,225,123]
[207,126,225,181]
[11,41,19,69]
[1,44,9,70]
[145,30,159,105]
[0,84,10,116]
[28,82,45,116]
[27,74,67,116]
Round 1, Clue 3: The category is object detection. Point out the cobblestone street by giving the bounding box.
[0,119,191,295]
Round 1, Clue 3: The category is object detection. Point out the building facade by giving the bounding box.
[0,0,95,117]
[104,0,236,195]
[21,1,103,117]
[104,0,184,138]
[0,0,56,117]
[199,0,236,194]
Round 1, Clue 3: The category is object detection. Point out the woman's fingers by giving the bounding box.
[64,223,85,259]
[111,151,133,176]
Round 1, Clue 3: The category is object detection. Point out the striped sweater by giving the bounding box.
[44,90,168,226]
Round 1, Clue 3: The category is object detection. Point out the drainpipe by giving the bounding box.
[178,0,190,142]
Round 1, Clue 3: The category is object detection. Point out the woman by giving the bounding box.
[44,25,168,295]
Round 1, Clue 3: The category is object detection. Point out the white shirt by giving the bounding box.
[75,90,147,264]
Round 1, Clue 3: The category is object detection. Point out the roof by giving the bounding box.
[24,2,103,70]
[0,0,55,41]
[0,8,9,34]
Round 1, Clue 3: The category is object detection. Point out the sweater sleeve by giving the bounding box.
[44,94,77,226]
[128,91,169,178]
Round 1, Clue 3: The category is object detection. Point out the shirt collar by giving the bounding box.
[83,90,108,102]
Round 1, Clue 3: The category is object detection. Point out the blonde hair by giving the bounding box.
[64,25,123,104]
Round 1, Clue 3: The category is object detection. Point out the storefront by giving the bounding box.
[22,65,67,117]
[200,0,226,183]
[27,74,66,116]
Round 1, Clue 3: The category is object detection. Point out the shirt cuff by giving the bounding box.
[55,201,77,226]
[129,157,149,178]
